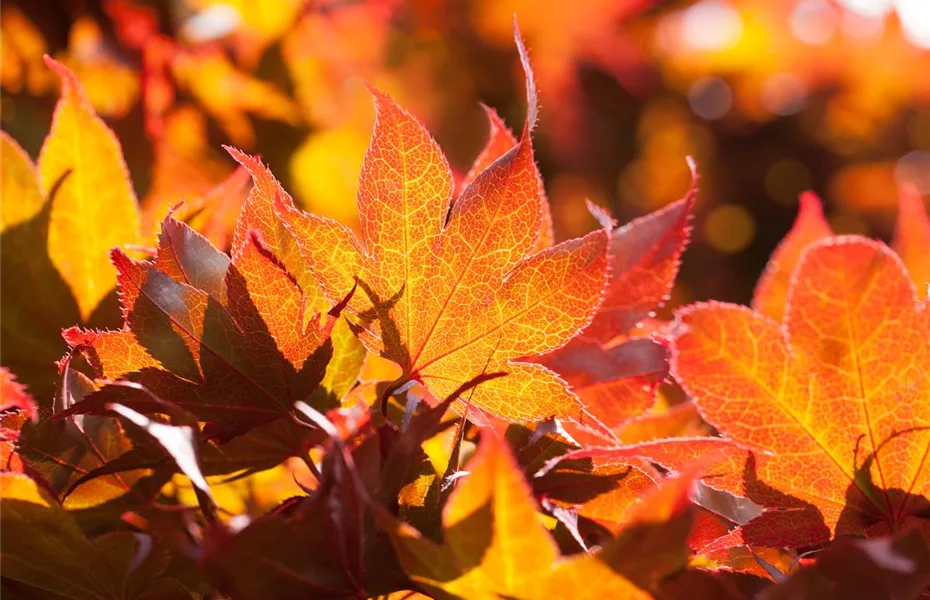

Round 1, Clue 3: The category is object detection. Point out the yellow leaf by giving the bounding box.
[38,56,140,321]
[0,131,43,232]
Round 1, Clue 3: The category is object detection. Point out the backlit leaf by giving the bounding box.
[61,216,342,432]
[227,147,365,404]
[669,237,930,547]
[38,56,140,321]
[0,131,43,232]
[378,433,694,599]
[538,176,695,437]
[276,24,609,423]
[0,366,37,422]
[17,354,145,508]
[1,130,82,402]
[460,104,555,251]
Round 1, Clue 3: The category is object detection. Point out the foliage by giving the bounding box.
[2,10,930,600]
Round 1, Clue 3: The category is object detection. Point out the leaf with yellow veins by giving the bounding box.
[227,147,365,403]
[576,237,930,549]
[460,104,555,251]
[277,23,609,423]
[38,56,140,321]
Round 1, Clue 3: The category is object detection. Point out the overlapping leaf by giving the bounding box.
[61,212,348,438]
[549,235,930,550]
[276,24,609,423]
[199,380,490,599]
[14,354,154,508]
[377,433,695,599]
[538,173,695,438]
[760,531,930,600]
[753,190,930,318]
[1,58,140,401]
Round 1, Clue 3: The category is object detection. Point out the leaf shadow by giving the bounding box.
[67,256,343,488]
[732,425,930,555]
[0,197,78,405]
[834,428,930,538]
[350,278,409,370]
[1,170,124,405]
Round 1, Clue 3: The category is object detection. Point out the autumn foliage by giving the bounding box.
[2,10,930,600]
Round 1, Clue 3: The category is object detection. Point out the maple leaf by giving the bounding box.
[38,56,141,321]
[554,236,930,549]
[376,433,695,599]
[2,58,140,401]
[275,23,609,423]
[58,153,365,485]
[61,216,341,427]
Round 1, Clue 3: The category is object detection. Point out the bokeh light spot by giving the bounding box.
[895,150,930,194]
[760,73,807,116]
[766,159,813,205]
[790,0,838,45]
[897,0,930,50]
[704,204,756,253]
[688,77,732,120]
[682,0,744,50]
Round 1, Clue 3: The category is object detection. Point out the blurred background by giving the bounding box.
[3,0,929,308]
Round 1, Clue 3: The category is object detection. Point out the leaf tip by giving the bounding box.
[512,16,538,133]
[586,199,615,232]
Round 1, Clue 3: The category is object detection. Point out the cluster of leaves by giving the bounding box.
[2,21,930,600]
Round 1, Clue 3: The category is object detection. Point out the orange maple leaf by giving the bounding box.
[275,23,610,424]
[547,235,930,549]
[753,189,930,319]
